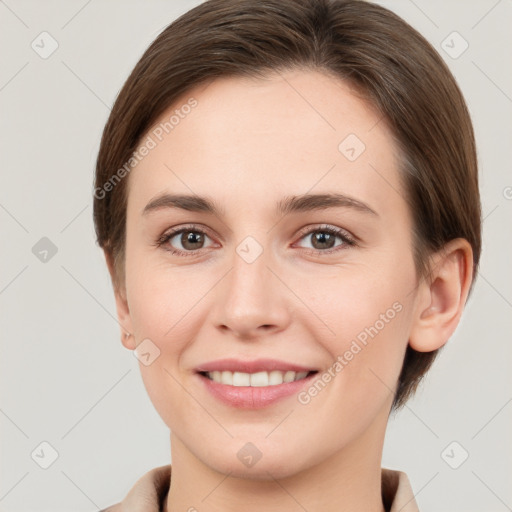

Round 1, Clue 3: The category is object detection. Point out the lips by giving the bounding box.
[195,358,318,374]
[194,358,319,409]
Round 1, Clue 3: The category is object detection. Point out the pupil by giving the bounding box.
[183,231,203,249]
[314,232,334,249]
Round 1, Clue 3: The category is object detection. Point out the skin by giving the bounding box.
[106,68,473,511]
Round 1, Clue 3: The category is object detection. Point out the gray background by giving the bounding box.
[1,0,511,510]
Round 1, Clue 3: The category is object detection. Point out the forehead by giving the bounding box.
[127,69,404,218]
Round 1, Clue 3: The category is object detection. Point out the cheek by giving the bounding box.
[308,256,414,348]
[123,251,207,424]
[303,258,416,402]
[289,275,414,455]
[125,238,209,342]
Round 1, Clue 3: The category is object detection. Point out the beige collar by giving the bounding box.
[100,464,419,511]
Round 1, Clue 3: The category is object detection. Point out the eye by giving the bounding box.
[294,225,356,255]
[156,225,215,256]
[155,223,356,257]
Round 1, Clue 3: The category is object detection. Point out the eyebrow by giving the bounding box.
[142,192,378,217]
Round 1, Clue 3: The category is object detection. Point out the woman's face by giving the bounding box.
[119,69,422,478]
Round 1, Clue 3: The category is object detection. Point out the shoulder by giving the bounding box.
[382,467,419,512]
[96,464,172,512]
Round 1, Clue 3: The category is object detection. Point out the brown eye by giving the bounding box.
[157,226,215,255]
[179,231,206,250]
[295,225,355,254]
[309,231,337,250]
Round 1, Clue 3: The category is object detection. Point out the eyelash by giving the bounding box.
[155,224,356,257]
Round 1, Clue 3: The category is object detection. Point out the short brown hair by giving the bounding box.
[93,0,482,409]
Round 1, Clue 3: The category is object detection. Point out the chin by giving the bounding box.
[208,456,304,481]
[196,437,315,481]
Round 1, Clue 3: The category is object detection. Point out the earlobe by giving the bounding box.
[409,239,474,353]
[122,330,135,350]
[103,249,136,350]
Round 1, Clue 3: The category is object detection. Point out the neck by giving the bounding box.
[164,411,388,512]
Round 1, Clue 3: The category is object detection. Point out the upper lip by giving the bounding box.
[195,358,318,374]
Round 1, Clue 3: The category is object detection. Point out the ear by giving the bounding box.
[104,249,136,350]
[409,238,474,352]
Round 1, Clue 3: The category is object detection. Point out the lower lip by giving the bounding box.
[197,372,317,409]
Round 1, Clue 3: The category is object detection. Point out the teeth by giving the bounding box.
[233,371,250,386]
[269,370,285,385]
[205,370,311,386]
[283,370,295,383]
[250,371,268,387]
[221,370,232,385]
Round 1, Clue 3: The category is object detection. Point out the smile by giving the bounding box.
[201,370,317,387]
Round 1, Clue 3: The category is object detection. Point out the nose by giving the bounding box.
[213,246,291,340]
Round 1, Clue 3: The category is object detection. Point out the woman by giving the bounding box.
[93,0,481,510]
